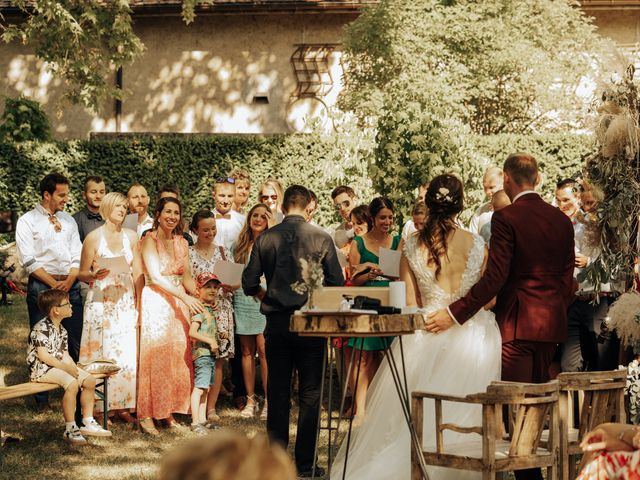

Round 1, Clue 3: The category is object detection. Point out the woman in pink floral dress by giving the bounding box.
[578,422,640,479]
[79,192,142,422]
[137,197,204,435]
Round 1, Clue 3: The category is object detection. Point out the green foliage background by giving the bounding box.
[0,132,591,229]
[471,133,594,200]
[0,132,374,228]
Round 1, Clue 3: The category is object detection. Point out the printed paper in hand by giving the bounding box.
[336,250,348,269]
[213,260,244,286]
[379,247,401,278]
[122,213,138,231]
[96,256,130,275]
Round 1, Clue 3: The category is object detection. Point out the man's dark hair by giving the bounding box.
[503,153,538,187]
[84,175,104,192]
[282,185,311,213]
[39,173,70,197]
[309,190,318,204]
[37,288,68,317]
[330,185,355,200]
[158,184,181,200]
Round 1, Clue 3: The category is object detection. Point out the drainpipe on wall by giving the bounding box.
[115,67,123,133]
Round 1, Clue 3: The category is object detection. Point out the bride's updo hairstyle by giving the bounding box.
[420,174,464,278]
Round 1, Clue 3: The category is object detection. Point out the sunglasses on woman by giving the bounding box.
[216,177,236,184]
[260,194,278,201]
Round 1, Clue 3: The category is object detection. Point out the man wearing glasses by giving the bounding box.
[212,177,246,251]
[330,185,357,249]
[15,172,83,410]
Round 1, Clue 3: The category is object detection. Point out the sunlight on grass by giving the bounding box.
[0,297,343,479]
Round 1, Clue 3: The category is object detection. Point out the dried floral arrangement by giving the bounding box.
[608,291,640,354]
[290,254,325,310]
[581,65,640,294]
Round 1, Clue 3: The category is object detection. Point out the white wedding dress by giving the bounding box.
[330,233,502,480]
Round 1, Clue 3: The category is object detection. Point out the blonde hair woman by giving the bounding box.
[78,192,143,423]
[258,178,284,225]
[233,203,271,419]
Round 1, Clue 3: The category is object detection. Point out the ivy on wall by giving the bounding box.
[0,131,591,229]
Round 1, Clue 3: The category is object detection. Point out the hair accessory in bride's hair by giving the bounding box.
[435,187,454,204]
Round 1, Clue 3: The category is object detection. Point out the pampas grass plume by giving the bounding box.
[608,291,640,347]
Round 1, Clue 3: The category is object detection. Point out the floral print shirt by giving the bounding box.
[27,317,68,381]
[191,305,220,360]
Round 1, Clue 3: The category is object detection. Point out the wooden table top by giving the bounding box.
[290,312,425,337]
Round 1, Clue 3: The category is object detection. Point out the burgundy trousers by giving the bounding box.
[501,340,558,480]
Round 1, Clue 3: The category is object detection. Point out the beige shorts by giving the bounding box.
[36,367,91,390]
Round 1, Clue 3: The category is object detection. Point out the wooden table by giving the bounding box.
[290,312,430,480]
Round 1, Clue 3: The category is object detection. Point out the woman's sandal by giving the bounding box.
[116,411,138,425]
[207,410,221,424]
[138,418,159,436]
[240,396,258,419]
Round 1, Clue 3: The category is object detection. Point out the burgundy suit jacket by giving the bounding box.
[450,193,575,344]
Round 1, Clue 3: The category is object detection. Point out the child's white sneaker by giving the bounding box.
[79,418,112,437]
[63,427,87,445]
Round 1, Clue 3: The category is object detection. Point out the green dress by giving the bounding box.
[347,234,401,351]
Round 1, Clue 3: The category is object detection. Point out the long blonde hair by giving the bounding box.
[234,203,271,264]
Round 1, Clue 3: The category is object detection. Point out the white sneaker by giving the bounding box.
[79,418,113,437]
[63,427,87,445]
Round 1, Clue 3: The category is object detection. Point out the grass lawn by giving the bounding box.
[0,297,337,480]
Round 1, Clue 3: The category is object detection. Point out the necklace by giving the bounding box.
[195,243,215,257]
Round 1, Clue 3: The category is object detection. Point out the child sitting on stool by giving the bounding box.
[27,288,111,444]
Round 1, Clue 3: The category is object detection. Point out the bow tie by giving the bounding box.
[48,213,62,233]
[87,212,102,221]
[215,213,231,220]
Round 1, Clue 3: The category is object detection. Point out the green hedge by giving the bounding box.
[0,132,593,230]
[0,133,373,228]
[470,132,594,200]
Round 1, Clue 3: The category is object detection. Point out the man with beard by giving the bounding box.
[125,183,153,238]
[15,172,83,410]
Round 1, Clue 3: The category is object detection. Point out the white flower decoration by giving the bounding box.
[435,186,454,203]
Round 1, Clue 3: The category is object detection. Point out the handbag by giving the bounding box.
[77,358,121,375]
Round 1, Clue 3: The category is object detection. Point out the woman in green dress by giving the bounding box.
[347,197,400,425]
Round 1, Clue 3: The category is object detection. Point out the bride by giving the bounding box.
[331,174,502,480]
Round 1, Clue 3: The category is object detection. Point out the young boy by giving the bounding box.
[27,289,111,444]
[212,178,245,251]
[189,272,221,435]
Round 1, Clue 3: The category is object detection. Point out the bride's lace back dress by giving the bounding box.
[331,233,502,480]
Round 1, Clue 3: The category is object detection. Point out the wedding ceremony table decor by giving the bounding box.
[290,309,429,479]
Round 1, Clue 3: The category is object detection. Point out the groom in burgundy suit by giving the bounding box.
[427,153,575,480]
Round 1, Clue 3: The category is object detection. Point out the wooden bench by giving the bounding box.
[0,373,112,431]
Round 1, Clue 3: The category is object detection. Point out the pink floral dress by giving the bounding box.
[79,227,137,411]
[137,232,193,419]
[577,451,640,480]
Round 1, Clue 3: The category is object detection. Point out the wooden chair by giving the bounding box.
[553,369,627,480]
[411,381,560,480]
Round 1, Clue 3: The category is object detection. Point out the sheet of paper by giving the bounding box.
[122,213,138,231]
[379,247,401,278]
[336,250,348,269]
[96,255,130,275]
[213,260,244,286]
